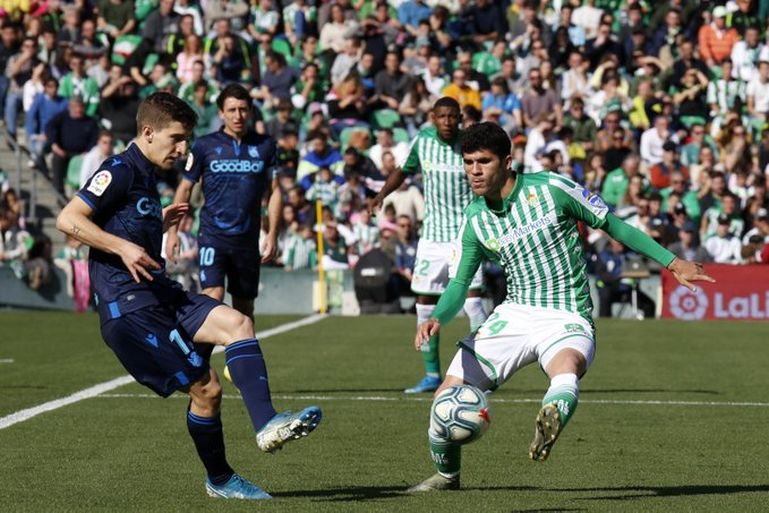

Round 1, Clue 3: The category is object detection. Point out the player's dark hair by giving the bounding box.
[461,122,511,164]
[432,96,461,113]
[216,83,252,111]
[137,92,197,134]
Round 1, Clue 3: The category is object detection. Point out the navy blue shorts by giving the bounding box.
[100,290,221,397]
[198,236,261,299]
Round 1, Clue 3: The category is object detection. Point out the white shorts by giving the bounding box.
[446,303,596,391]
[410,239,483,295]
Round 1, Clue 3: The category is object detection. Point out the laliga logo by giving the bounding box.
[669,286,709,320]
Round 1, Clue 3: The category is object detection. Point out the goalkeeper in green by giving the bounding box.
[408,122,715,492]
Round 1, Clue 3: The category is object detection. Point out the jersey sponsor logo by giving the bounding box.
[136,196,163,219]
[483,238,502,252]
[87,170,112,196]
[495,212,558,248]
[669,285,709,320]
[209,159,264,173]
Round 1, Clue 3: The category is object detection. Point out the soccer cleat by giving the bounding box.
[406,473,460,493]
[529,403,562,462]
[404,375,441,394]
[256,406,322,453]
[205,474,272,500]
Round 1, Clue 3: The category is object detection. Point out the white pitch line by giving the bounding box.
[0,314,327,431]
[94,393,769,408]
[0,358,14,364]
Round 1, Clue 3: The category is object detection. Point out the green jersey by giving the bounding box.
[401,126,473,243]
[434,172,677,325]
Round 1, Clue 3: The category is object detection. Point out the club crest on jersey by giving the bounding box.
[87,170,112,196]
[484,238,502,252]
[527,192,538,206]
[248,145,260,159]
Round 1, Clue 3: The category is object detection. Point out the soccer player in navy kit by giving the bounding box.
[56,93,322,501]
[165,84,281,319]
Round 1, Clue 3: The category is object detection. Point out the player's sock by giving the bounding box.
[224,338,278,431]
[187,410,234,485]
[462,297,488,333]
[429,436,461,477]
[416,304,440,377]
[542,373,579,428]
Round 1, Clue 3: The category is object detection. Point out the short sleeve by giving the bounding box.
[266,138,279,180]
[400,137,420,175]
[76,161,133,215]
[182,140,206,182]
[548,175,609,229]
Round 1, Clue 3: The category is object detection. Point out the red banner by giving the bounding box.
[661,264,769,320]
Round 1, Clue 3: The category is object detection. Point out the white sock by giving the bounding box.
[463,297,488,332]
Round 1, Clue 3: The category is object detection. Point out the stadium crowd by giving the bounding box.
[2,0,769,315]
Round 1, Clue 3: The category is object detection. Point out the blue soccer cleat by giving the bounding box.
[205,473,272,500]
[256,406,322,453]
[404,375,442,394]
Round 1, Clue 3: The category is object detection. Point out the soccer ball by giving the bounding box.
[429,385,491,445]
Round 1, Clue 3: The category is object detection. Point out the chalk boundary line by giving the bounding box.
[93,393,769,409]
[0,314,327,431]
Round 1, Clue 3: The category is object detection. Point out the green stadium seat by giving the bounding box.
[271,38,294,60]
[65,154,85,192]
[392,127,410,144]
[372,109,401,130]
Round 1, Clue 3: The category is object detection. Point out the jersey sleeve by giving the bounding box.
[76,161,133,214]
[399,137,420,175]
[182,140,206,182]
[267,138,279,180]
[548,174,610,229]
[432,219,483,325]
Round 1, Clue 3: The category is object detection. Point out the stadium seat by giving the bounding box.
[372,109,401,130]
[392,127,409,144]
[65,154,85,194]
[339,127,370,151]
[271,38,294,60]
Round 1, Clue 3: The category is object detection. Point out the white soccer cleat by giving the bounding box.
[256,406,322,453]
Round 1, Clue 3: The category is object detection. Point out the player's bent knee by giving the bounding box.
[230,311,254,341]
[545,347,588,378]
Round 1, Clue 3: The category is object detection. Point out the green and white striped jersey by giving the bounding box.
[456,172,610,322]
[400,126,473,243]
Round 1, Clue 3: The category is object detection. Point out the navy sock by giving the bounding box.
[224,338,277,431]
[186,411,234,485]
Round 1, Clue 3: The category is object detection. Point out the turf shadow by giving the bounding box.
[269,485,406,501]
[551,484,769,501]
[492,388,720,396]
[287,388,413,393]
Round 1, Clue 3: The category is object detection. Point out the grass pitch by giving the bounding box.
[1,311,768,512]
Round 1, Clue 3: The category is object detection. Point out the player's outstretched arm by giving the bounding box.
[164,178,195,262]
[261,177,283,263]
[57,196,161,283]
[603,213,715,290]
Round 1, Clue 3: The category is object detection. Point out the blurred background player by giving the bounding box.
[409,123,714,492]
[58,92,320,501]
[166,84,282,321]
[371,97,488,394]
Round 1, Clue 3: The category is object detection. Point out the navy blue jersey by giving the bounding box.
[77,144,176,307]
[184,128,277,245]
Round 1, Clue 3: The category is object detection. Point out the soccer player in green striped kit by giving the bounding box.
[372,97,489,394]
[408,122,715,492]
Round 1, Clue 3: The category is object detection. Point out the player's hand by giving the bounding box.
[162,202,189,233]
[261,233,278,263]
[667,258,716,292]
[120,240,161,283]
[414,319,441,351]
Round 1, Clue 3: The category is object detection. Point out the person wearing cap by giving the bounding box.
[704,213,743,264]
[699,6,739,69]
[669,220,712,263]
[650,141,689,190]
[662,170,702,221]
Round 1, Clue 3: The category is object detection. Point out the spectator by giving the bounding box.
[520,67,562,130]
[669,220,712,262]
[442,68,481,111]
[320,3,359,54]
[369,128,408,170]
[322,221,349,269]
[352,207,379,255]
[253,51,299,109]
[481,77,521,132]
[594,238,655,319]
[698,6,739,68]
[650,141,689,190]
[640,115,672,168]
[306,167,340,210]
[58,53,100,117]
[99,68,139,144]
[5,36,39,140]
[373,51,411,111]
[602,155,641,208]
[45,96,99,194]
[283,223,317,271]
[97,0,136,39]
[26,76,67,170]
[742,207,769,245]
[704,214,743,263]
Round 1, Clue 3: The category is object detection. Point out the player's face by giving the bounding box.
[147,121,190,170]
[220,97,250,136]
[463,148,512,197]
[431,106,460,142]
